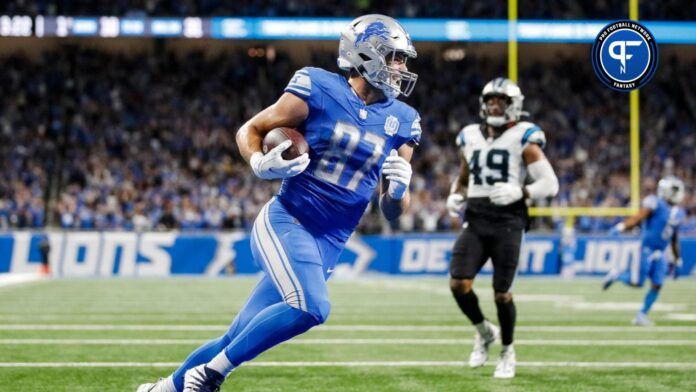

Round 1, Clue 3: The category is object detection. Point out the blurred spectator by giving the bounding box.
[0,47,693,233]
[1,0,693,20]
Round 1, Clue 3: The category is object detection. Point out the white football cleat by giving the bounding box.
[633,312,654,326]
[469,322,499,368]
[493,345,516,379]
[136,383,157,392]
[136,378,169,392]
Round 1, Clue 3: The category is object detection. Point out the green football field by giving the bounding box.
[1,276,695,391]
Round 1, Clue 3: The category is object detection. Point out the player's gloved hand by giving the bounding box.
[250,140,310,180]
[446,193,466,218]
[490,182,523,205]
[608,222,625,236]
[382,150,412,200]
[668,257,682,280]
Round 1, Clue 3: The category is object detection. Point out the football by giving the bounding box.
[262,127,309,160]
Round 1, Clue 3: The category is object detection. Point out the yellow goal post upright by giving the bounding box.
[508,0,642,227]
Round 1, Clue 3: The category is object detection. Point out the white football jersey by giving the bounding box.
[456,121,546,198]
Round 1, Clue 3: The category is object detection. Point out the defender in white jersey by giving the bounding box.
[446,77,559,379]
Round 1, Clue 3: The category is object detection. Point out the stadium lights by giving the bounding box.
[247,46,276,61]
[443,48,466,62]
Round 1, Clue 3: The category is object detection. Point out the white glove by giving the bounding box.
[609,222,625,236]
[489,182,523,205]
[382,150,412,200]
[250,140,310,180]
[446,193,466,218]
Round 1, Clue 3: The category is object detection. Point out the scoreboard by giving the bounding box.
[2,15,695,43]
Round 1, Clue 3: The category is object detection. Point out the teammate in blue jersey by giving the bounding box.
[137,14,421,392]
[603,176,687,326]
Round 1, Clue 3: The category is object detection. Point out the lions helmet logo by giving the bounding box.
[355,21,390,48]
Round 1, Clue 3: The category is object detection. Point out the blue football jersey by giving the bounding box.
[641,195,685,250]
[278,67,421,245]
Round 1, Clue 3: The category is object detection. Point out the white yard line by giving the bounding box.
[353,280,584,303]
[567,302,687,312]
[353,280,691,312]
[317,325,696,332]
[353,280,585,301]
[0,339,204,345]
[0,361,694,369]
[0,315,232,322]
[0,338,694,346]
[1,324,696,332]
[0,324,225,331]
[665,313,696,321]
[0,273,45,289]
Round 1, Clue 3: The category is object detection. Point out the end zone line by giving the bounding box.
[0,338,694,346]
[1,324,696,332]
[0,361,694,369]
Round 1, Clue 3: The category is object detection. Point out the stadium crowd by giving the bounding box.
[1,0,694,20]
[0,47,694,233]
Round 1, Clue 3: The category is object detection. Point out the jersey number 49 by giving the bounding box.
[470,149,510,185]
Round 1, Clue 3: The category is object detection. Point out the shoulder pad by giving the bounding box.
[520,122,546,149]
[642,195,658,211]
[285,67,313,98]
[456,124,478,147]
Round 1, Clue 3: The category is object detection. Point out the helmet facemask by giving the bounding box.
[481,94,512,127]
[370,45,417,98]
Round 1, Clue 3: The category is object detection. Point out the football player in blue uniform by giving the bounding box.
[137,14,422,392]
[603,176,687,326]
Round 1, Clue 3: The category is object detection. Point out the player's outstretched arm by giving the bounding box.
[380,144,414,221]
[610,208,651,234]
[236,93,310,179]
[611,193,663,234]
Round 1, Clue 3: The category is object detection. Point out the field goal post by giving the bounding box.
[507,0,642,226]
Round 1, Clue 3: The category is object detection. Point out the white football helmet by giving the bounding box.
[338,14,418,98]
[479,77,526,127]
[657,176,685,205]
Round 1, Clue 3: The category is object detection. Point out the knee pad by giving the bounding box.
[494,292,513,304]
[449,279,473,294]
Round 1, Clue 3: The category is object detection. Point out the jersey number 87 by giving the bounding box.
[315,122,385,191]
